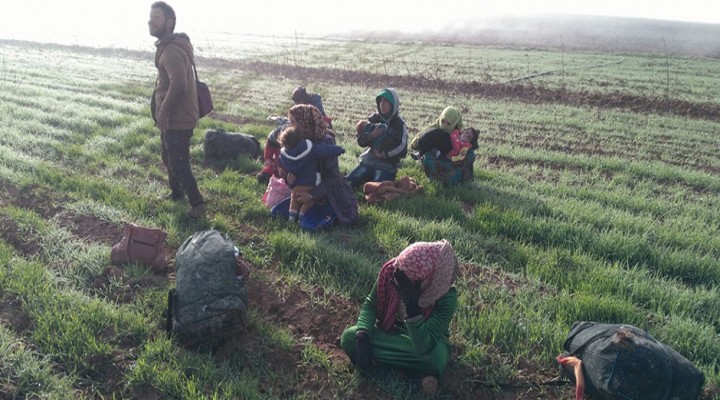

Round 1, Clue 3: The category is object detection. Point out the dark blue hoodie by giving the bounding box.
[280,139,345,188]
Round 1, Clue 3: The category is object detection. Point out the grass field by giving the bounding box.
[1,35,719,399]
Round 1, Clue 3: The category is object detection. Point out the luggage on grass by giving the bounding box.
[558,321,704,400]
[110,223,167,272]
[167,230,248,348]
[204,128,261,162]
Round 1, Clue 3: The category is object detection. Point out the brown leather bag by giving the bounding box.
[111,223,168,271]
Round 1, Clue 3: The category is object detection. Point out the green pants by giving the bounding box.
[340,325,451,378]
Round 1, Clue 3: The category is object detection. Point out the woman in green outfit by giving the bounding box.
[340,240,459,396]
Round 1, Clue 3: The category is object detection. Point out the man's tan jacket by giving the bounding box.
[153,33,199,130]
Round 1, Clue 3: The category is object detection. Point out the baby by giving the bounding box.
[447,128,479,162]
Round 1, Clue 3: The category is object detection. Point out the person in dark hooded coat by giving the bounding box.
[345,88,408,189]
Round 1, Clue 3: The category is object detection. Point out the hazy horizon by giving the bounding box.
[2,1,719,61]
[1,0,719,49]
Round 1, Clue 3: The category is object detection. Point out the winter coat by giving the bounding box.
[357,88,408,173]
[308,93,327,117]
[280,139,345,188]
[153,33,198,130]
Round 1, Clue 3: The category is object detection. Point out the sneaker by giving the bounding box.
[189,202,207,218]
[410,152,420,161]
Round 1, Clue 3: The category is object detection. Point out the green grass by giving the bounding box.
[1,38,719,398]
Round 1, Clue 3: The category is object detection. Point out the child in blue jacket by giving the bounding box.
[279,105,344,222]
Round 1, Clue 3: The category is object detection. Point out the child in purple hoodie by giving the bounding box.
[279,122,344,222]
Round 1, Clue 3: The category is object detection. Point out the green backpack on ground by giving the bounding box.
[166,230,248,348]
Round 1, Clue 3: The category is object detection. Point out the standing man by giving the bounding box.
[149,1,205,218]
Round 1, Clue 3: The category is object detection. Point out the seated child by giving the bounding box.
[292,86,333,128]
[279,126,345,222]
[447,128,479,162]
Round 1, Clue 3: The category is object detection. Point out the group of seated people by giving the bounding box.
[258,86,479,230]
[252,87,474,396]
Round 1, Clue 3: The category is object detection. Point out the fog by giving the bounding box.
[1,0,718,55]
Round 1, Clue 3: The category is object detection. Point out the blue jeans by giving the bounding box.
[345,163,396,189]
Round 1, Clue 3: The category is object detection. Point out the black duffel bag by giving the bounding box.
[557,321,704,400]
[204,128,261,162]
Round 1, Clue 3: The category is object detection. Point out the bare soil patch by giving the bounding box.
[237,61,720,123]
[0,173,699,399]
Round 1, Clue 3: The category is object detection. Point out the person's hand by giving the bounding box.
[156,116,169,134]
[355,329,372,375]
[286,172,296,186]
[372,148,386,159]
[391,270,422,318]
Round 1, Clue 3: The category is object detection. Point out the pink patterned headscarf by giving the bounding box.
[288,104,326,141]
[375,240,458,332]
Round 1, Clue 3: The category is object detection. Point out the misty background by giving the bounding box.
[1,1,719,57]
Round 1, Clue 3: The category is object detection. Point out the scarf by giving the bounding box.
[423,106,463,134]
[288,104,326,140]
[375,240,458,332]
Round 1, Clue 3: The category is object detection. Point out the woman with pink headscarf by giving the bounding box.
[340,240,459,396]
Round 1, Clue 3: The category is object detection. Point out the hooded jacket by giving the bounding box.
[153,33,199,130]
[357,88,408,172]
[280,139,345,188]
